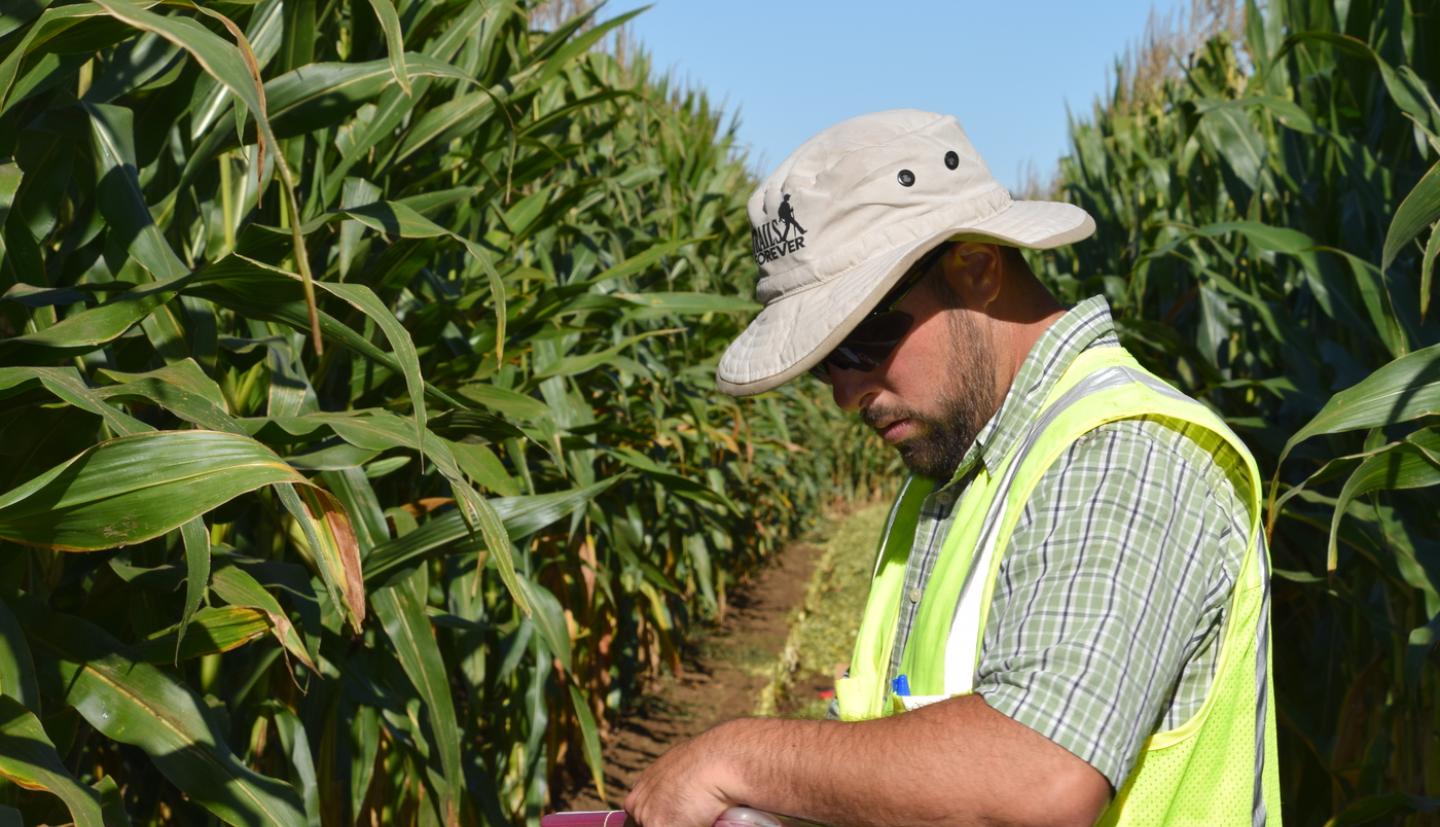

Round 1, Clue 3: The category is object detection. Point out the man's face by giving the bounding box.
[826,269,1000,482]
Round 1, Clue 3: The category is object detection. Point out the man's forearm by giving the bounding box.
[688,695,1108,827]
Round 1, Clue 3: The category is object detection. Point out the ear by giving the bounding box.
[939,242,1004,308]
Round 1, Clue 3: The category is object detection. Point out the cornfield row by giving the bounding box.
[4,0,1439,824]
[0,2,889,824]
[1036,0,1440,822]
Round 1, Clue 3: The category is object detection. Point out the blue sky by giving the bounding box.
[599,1,1185,191]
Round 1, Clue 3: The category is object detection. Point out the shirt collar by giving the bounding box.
[940,295,1119,489]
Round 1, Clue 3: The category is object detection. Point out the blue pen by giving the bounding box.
[892,674,910,696]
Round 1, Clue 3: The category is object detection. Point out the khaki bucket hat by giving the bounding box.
[716,109,1095,396]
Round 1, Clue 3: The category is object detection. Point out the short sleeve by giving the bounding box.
[972,418,1246,789]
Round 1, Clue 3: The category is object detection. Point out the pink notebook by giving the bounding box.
[541,807,819,827]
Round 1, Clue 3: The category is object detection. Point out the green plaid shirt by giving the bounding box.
[887,296,1251,790]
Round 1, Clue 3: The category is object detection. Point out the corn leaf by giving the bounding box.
[0,367,148,436]
[24,605,306,826]
[361,0,408,95]
[274,483,365,634]
[567,685,605,804]
[0,597,39,712]
[176,517,210,655]
[0,695,105,827]
[372,567,461,826]
[1383,160,1440,271]
[1328,429,1440,572]
[210,565,317,673]
[270,707,321,827]
[95,360,241,434]
[1278,344,1440,467]
[136,606,270,663]
[516,576,570,672]
[0,430,314,551]
[363,477,618,584]
[1,271,192,356]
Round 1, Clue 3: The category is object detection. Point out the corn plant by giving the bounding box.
[0,2,882,824]
[1036,0,1440,820]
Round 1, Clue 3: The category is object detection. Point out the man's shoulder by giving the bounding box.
[1043,414,1254,528]
[1086,414,1247,483]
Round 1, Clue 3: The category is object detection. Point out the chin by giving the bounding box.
[897,441,963,482]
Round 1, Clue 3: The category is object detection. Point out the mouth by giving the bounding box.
[878,418,911,443]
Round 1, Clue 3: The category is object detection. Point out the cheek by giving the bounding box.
[888,318,957,405]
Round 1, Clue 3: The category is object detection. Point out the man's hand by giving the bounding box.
[624,721,743,827]
[621,696,1109,827]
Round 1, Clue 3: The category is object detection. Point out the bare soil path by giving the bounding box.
[552,537,828,810]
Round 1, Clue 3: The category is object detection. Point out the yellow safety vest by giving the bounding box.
[835,346,1282,825]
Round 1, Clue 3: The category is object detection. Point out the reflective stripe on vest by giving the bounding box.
[941,364,1137,695]
[837,346,1281,825]
[1252,531,1273,827]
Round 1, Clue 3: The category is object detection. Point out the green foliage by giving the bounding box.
[755,501,892,721]
[0,2,887,824]
[1036,0,1440,821]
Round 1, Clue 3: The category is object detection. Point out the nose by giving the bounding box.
[828,365,878,413]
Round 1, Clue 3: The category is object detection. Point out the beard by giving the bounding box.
[865,309,998,482]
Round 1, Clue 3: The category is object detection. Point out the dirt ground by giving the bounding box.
[551,538,829,810]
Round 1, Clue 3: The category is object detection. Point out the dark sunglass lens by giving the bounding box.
[827,345,872,371]
[810,309,915,381]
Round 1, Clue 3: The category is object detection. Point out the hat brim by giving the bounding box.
[716,200,1094,396]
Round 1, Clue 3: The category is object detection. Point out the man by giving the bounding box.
[625,110,1280,826]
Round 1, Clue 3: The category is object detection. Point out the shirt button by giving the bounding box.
[908,587,923,603]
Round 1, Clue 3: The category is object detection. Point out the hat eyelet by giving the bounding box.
[897,169,915,187]
[944,150,960,170]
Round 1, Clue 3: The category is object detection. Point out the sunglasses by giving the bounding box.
[809,243,950,383]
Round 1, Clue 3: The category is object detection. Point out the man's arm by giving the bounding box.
[623,693,1109,827]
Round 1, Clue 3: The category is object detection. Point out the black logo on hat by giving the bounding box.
[778,193,806,235]
[752,193,807,266]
